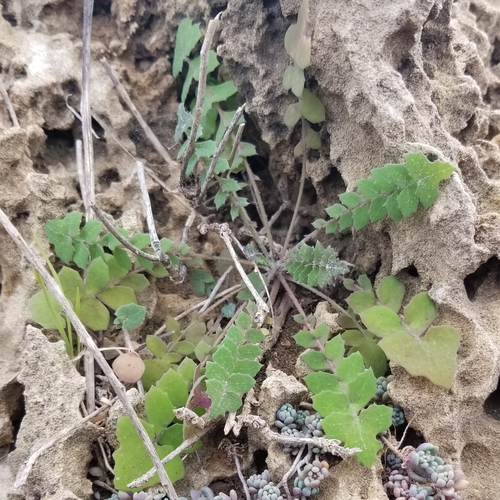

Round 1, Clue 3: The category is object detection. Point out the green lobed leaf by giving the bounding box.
[294,331,317,349]
[78,297,110,331]
[284,0,311,69]
[301,351,329,371]
[360,306,406,337]
[352,205,371,230]
[73,240,90,269]
[142,359,172,392]
[321,401,393,467]
[346,291,376,314]
[376,276,405,313]
[283,65,305,98]
[304,371,340,394]
[85,257,110,295]
[173,19,201,78]
[44,211,83,263]
[113,417,184,491]
[284,102,302,129]
[206,380,242,418]
[145,386,175,435]
[342,330,387,378]
[114,304,146,330]
[175,104,193,140]
[119,274,150,293]
[146,335,167,358]
[378,325,460,388]
[190,269,215,296]
[397,185,419,218]
[27,291,63,329]
[357,275,372,291]
[156,369,189,408]
[59,267,85,304]
[339,192,364,209]
[177,357,197,384]
[405,152,454,208]
[323,336,345,367]
[301,89,326,123]
[403,292,437,335]
[325,204,347,219]
[97,286,137,310]
[79,219,103,244]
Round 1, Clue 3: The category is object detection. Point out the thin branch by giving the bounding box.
[276,446,307,492]
[197,104,246,205]
[244,162,275,253]
[0,209,178,500]
[224,442,251,500]
[264,203,287,231]
[13,400,112,488]
[100,57,177,169]
[227,123,245,167]
[135,161,163,260]
[0,78,20,127]
[81,0,96,221]
[237,414,359,458]
[287,277,366,331]
[75,139,86,210]
[199,266,233,314]
[199,222,269,325]
[379,434,404,461]
[180,14,221,172]
[128,415,222,489]
[277,275,313,330]
[91,204,174,270]
[65,99,100,138]
[84,351,95,412]
[281,118,308,257]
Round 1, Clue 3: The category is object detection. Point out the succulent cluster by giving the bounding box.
[107,492,167,500]
[293,460,330,500]
[373,375,395,403]
[383,444,469,500]
[275,404,324,455]
[179,487,238,500]
[372,375,406,427]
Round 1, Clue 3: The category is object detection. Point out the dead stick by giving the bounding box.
[81,0,96,221]
[100,57,176,169]
[0,209,178,500]
[180,14,221,172]
[0,78,20,127]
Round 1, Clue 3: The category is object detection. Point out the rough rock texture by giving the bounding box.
[1,0,500,498]
[219,1,500,499]
[7,326,100,499]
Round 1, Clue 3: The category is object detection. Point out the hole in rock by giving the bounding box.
[93,0,111,16]
[484,376,500,421]
[91,117,105,139]
[1,12,16,26]
[62,79,80,97]
[263,0,279,8]
[207,0,228,17]
[492,39,500,65]
[405,264,419,277]
[253,449,268,472]
[43,128,75,159]
[149,188,170,228]
[464,256,500,301]
[99,168,121,188]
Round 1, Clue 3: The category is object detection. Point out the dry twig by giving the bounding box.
[100,57,177,170]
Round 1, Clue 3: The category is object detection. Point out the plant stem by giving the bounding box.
[244,161,276,253]
[287,277,368,334]
[199,266,233,314]
[277,274,313,330]
[180,14,221,174]
[0,77,20,127]
[281,117,308,258]
[197,104,246,205]
[81,0,96,221]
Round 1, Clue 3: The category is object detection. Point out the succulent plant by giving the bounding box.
[373,375,394,403]
[383,444,469,500]
[275,404,325,455]
[388,402,405,427]
[292,460,329,500]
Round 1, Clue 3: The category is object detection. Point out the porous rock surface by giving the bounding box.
[0,0,499,499]
[219,1,500,499]
[7,326,100,499]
